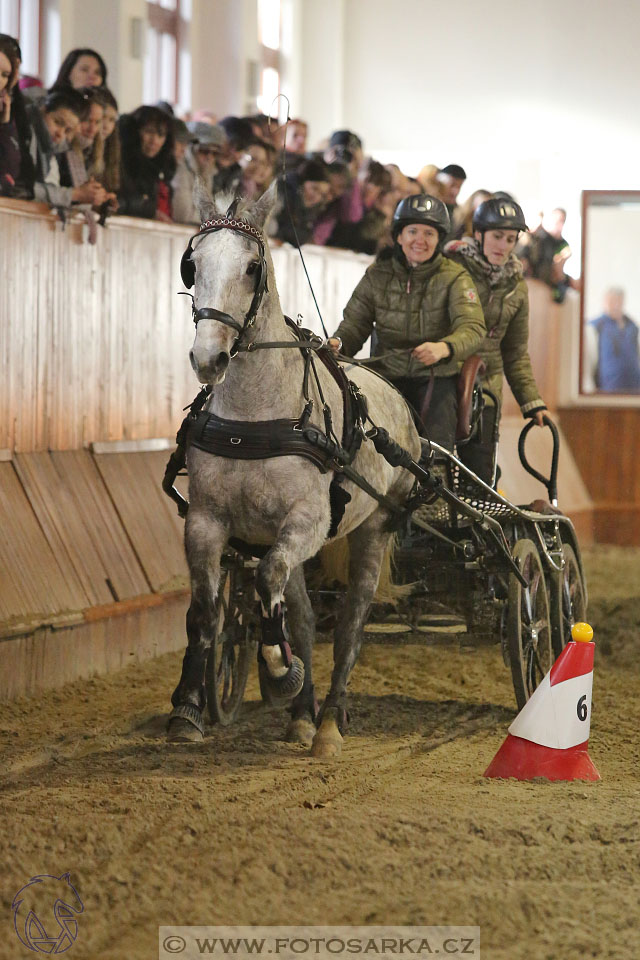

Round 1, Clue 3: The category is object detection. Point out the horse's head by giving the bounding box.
[183,178,278,385]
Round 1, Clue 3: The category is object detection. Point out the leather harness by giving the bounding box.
[188,319,367,475]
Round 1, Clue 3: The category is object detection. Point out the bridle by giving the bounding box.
[180,201,269,357]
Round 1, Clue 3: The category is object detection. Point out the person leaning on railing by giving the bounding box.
[59,87,116,214]
[0,34,21,194]
[171,120,227,225]
[93,87,121,198]
[117,105,176,222]
[329,194,486,453]
[21,87,107,208]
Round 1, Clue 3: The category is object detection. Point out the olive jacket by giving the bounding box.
[445,239,544,416]
[333,250,486,381]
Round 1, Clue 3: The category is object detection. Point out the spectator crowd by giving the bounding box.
[0,37,577,296]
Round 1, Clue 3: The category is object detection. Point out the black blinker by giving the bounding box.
[180,242,195,289]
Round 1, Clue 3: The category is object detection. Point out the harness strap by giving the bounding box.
[193,307,244,335]
[239,338,324,351]
[418,368,436,427]
[189,410,333,472]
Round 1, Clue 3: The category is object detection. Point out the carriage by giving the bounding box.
[165,389,587,725]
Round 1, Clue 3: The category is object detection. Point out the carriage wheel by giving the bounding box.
[507,538,554,710]
[549,542,587,658]
[205,564,254,726]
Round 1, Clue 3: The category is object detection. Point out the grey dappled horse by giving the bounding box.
[168,180,421,757]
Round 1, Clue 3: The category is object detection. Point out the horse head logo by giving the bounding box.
[12,873,84,954]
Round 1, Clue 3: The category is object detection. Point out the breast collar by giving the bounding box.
[179,200,268,356]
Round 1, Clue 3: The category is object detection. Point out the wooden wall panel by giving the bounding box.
[94,451,188,592]
[559,407,640,543]
[500,281,574,418]
[13,452,112,606]
[0,201,197,452]
[0,592,188,700]
[0,463,87,625]
[50,451,151,600]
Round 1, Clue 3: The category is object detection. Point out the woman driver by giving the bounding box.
[445,198,548,483]
[330,194,486,452]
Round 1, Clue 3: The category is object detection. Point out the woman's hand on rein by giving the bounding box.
[412,341,450,366]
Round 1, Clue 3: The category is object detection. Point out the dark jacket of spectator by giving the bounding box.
[0,114,22,192]
[516,217,573,303]
[0,34,28,194]
[118,107,175,219]
[273,159,330,247]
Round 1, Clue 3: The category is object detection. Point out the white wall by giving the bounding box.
[297,0,345,146]
[297,0,640,273]
[52,0,146,111]
[190,0,260,119]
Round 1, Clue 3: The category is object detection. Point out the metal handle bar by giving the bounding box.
[518,415,559,505]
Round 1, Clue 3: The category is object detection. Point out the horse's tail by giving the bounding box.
[319,533,411,603]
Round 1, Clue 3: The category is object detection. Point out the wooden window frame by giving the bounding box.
[146,0,184,105]
[1,0,43,75]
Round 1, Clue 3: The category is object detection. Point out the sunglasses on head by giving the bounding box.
[195,145,220,156]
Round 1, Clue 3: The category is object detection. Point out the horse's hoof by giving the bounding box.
[286,716,317,746]
[260,655,305,705]
[166,704,204,743]
[310,712,343,758]
[167,718,203,742]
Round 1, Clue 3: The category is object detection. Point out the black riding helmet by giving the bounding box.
[472,198,528,233]
[392,193,450,239]
[472,198,528,262]
[392,194,450,263]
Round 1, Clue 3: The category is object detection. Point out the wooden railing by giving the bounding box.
[0,199,373,453]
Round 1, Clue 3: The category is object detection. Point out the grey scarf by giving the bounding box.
[447,237,523,288]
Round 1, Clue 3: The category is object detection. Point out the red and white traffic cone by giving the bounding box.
[484,622,600,781]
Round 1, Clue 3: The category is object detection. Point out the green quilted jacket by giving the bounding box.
[446,241,544,415]
[333,250,486,381]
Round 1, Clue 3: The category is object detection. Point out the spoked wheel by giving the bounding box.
[507,538,554,710]
[550,542,587,657]
[205,562,255,726]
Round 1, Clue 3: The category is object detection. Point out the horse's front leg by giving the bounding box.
[312,511,391,759]
[256,499,329,711]
[283,564,318,745]
[167,513,228,742]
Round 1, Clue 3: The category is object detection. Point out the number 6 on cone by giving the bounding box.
[484,622,600,781]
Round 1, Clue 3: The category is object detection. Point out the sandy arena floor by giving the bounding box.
[1,546,639,960]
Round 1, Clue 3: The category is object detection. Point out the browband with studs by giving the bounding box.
[199,217,265,244]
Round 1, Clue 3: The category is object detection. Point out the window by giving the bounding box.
[256,0,281,117]
[144,0,191,111]
[0,0,42,77]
